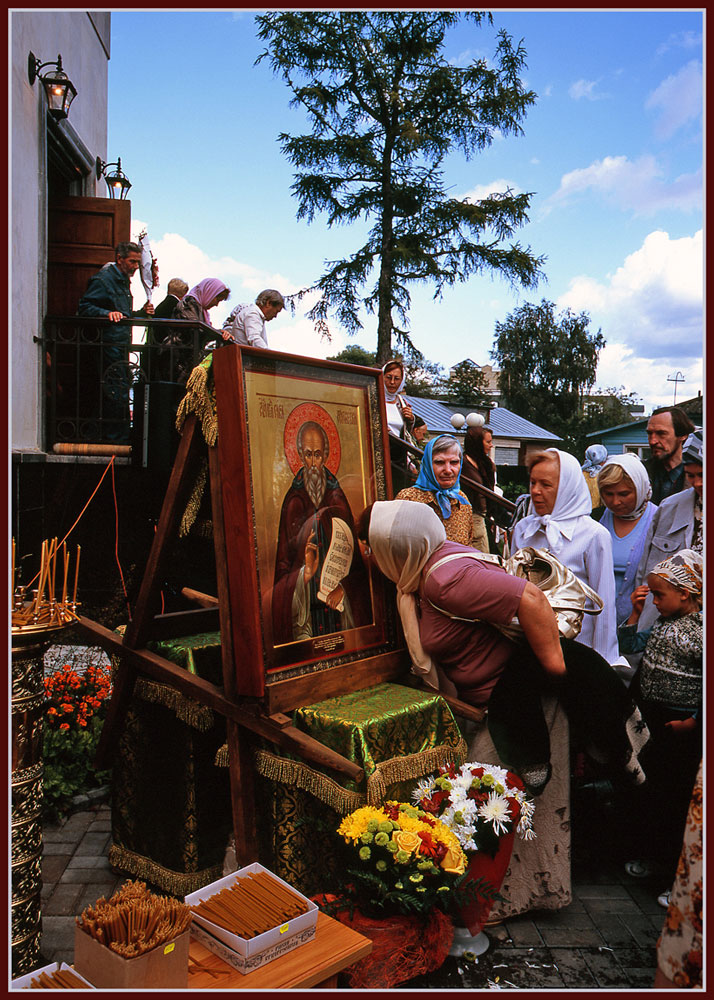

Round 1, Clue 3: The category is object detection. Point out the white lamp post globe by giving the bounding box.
[466,412,485,428]
[450,413,465,430]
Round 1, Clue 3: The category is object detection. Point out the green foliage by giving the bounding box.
[437,360,490,407]
[256,11,545,362]
[43,718,111,821]
[491,298,606,453]
[42,663,113,820]
[326,344,378,367]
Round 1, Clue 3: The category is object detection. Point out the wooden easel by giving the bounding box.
[80,347,484,868]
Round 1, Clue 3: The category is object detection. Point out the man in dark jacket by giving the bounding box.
[78,242,155,442]
[645,406,695,505]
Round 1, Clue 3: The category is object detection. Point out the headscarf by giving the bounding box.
[517,449,592,554]
[597,453,652,521]
[650,549,703,596]
[682,429,703,465]
[186,278,229,325]
[581,444,609,477]
[368,500,446,688]
[382,360,405,403]
[413,436,468,520]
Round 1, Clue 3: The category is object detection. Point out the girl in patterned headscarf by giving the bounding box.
[617,548,702,892]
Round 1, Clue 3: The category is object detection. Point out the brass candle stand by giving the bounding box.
[11,539,81,975]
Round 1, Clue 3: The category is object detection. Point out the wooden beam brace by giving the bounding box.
[79,616,365,783]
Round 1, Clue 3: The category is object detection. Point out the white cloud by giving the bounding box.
[547,155,701,216]
[556,230,703,407]
[645,60,702,140]
[460,178,522,202]
[656,30,702,57]
[128,220,349,358]
[568,78,607,101]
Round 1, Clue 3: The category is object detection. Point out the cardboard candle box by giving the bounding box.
[185,862,318,975]
[73,925,191,989]
[11,961,95,990]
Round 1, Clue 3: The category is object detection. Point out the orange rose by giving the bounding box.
[393,830,421,856]
[440,844,465,875]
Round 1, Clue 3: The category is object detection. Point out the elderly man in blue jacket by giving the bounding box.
[78,242,155,442]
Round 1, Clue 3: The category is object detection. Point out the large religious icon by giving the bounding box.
[213,346,397,699]
[271,403,372,646]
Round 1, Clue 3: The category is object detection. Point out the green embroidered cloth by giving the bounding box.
[254,682,467,812]
[147,631,222,683]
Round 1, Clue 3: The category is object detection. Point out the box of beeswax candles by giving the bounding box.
[73,880,192,988]
[185,863,318,973]
[11,961,95,989]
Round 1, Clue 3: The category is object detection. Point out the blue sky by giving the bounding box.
[107,9,703,413]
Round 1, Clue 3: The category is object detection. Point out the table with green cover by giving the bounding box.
[242,682,468,895]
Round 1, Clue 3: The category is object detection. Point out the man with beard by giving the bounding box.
[272,420,370,644]
[645,407,695,506]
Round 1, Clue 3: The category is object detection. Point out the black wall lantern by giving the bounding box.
[28,52,77,120]
[96,157,132,200]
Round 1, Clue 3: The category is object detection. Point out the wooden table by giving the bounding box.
[186,911,372,989]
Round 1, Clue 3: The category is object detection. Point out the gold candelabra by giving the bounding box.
[11,537,82,634]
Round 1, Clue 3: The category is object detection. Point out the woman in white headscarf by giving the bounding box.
[510,449,625,667]
[596,454,657,625]
[358,499,649,796]
[382,360,416,441]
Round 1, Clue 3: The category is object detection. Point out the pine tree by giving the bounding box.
[256,11,545,362]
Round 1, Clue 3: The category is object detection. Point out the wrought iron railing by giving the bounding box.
[42,316,217,449]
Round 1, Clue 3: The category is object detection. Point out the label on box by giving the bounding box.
[191,921,316,975]
[164,942,175,955]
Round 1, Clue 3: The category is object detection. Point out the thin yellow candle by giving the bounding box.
[12,537,15,596]
[72,545,81,605]
[49,537,58,603]
[34,541,47,614]
[62,543,69,606]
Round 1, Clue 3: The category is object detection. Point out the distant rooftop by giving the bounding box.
[405,396,561,441]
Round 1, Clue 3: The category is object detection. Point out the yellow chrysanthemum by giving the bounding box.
[338,806,388,843]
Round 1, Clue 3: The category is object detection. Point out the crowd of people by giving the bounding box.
[78,247,702,987]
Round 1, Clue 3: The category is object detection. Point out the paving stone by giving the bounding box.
[618,912,662,949]
[59,867,121,884]
[575,882,632,899]
[538,924,605,948]
[42,883,84,916]
[41,842,75,857]
[549,947,599,988]
[502,918,543,947]
[67,855,115,870]
[581,895,641,914]
[582,946,634,987]
[587,911,644,947]
[77,881,123,912]
[76,830,112,853]
[41,854,71,882]
[40,916,78,954]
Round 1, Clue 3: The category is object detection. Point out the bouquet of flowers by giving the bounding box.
[413,761,536,856]
[334,800,470,918]
[411,761,536,933]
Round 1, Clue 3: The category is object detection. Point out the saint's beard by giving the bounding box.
[304,465,327,508]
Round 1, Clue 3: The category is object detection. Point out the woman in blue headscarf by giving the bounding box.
[395,434,489,551]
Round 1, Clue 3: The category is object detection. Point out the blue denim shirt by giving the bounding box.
[77,263,135,318]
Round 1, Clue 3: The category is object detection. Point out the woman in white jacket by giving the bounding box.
[511,448,627,668]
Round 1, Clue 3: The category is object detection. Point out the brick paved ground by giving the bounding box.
[34,784,666,989]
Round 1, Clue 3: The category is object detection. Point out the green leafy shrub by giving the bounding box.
[42,663,113,820]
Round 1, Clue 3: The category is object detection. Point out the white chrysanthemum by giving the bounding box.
[517,798,537,839]
[411,777,437,803]
[477,792,512,837]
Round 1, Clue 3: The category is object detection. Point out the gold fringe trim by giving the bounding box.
[108,844,222,898]
[215,744,229,767]
[364,738,468,805]
[175,358,218,446]
[178,457,208,539]
[254,750,366,815]
[252,738,468,813]
[134,677,215,732]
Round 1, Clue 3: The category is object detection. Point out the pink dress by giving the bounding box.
[418,541,525,705]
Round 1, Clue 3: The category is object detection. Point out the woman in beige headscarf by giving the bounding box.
[358,500,649,796]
